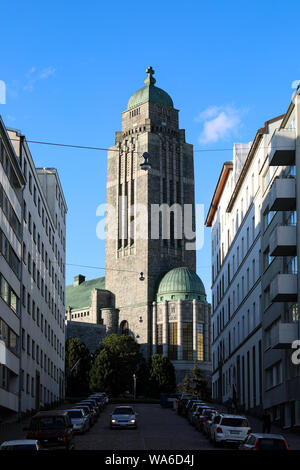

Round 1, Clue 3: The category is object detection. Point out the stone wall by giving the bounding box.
[66,321,106,353]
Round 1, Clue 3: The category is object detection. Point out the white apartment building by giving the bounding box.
[0,117,25,419]
[5,125,67,416]
[206,86,300,428]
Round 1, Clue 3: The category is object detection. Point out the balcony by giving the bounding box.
[269,178,296,211]
[269,225,297,256]
[271,322,298,349]
[270,273,297,302]
[268,129,296,166]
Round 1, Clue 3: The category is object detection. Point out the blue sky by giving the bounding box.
[1,0,300,300]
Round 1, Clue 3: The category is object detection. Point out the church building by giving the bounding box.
[66,67,211,383]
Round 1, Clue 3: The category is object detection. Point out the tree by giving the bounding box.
[89,334,143,396]
[148,354,176,397]
[189,361,211,400]
[65,338,91,396]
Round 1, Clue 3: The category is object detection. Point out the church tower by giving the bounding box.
[105,67,197,358]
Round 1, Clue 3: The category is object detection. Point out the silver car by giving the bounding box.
[110,406,138,429]
[0,440,42,451]
[67,408,88,434]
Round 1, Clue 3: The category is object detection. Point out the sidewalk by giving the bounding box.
[215,403,300,450]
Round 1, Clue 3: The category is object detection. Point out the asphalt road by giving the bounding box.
[74,404,216,450]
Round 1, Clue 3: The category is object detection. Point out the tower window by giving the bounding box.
[182,323,193,360]
[120,320,129,335]
[168,322,178,360]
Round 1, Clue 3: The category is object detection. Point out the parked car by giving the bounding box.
[66,408,89,434]
[74,405,94,427]
[80,399,100,417]
[202,410,219,437]
[88,395,104,411]
[194,407,217,430]
[0,440,42,451]
[186,400,207,420]
[24,410,75,450]
[90,392,109,406]
[92,392,109,405]
[189,404,210,425]
[78,401,98,421]
[239,433,290,451]
[211,414,251,447]
[110,406,138,429]
[177,395,196,416]
[83,398,100,412]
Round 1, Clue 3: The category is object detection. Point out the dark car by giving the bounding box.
[24,410,75,450]
[194,408,217,431]
[79,400,99,419]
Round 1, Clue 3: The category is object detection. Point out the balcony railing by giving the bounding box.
[268,128,296,166]
[269,225,297,257]
[271,322,298,349]
[269,177,296,211]
[270,273,297,303]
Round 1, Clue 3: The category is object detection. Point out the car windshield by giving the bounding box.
[30,416,66,430]
[1,444,37,451]
[258,439,286,450]
[113,408,133,415]
[221,418,248,427]
[68,411,83,418]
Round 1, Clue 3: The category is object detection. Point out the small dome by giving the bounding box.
[157,267,206,302]
[127,66,173,111]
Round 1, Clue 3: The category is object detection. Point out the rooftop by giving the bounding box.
[66,275,106,311]
[127,66,174,110]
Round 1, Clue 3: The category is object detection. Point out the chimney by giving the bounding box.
[73,274,86,287]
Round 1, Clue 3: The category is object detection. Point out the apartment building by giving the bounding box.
[205,86,300,428]
[0,119,67,418]
[0,117,25,419]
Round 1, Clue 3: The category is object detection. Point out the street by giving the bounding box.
[74,404,216,450]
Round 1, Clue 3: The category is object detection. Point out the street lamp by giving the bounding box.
[133,374,137,400]
[140,152,151,171]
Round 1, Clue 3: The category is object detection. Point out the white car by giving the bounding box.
[0,440,42,451]
[110,406,138,429]
[211,414,251,446]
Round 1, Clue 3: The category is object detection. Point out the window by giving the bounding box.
[197,323,204,361]
[182,322,193,360]
[168,322,178,360]
[28,212,32,233]
[120,320,129,335]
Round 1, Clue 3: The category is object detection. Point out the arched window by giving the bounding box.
[120,320,129,335]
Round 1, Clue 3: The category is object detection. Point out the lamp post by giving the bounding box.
[140,152,151,171]
[133,373,137,400]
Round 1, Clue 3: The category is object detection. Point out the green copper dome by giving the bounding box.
[127,66,174,111]
[157,267,207,302]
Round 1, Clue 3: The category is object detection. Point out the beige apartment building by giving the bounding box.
[0,116,67,419]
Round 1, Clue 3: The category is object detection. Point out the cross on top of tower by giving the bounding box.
[144,66,156,86]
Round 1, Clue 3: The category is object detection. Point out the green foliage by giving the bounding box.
[65,338,91,396]
[179,361,211,400]
[148,354,176,397]
[89,334,143,396]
